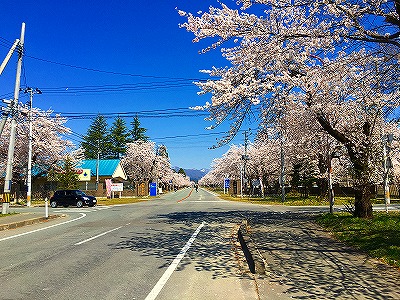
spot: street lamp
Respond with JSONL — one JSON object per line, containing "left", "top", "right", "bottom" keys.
{"left": 24, "top": 87, "right": 41, "bottom": 207}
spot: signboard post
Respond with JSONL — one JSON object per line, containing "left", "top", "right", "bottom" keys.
{"left": 111, "top": 183, "right": 123, "bottom": 198}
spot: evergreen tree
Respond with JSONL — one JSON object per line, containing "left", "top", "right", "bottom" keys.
{"left": 81, "top": 114, "right": 111, "bottom": 159}
{"left": 109, "top": 116, "right": 130, "bottom": 158}
{"left": 130, "top": 115, "right": 149, "bottom": 141}
{"left": 178, "top": 168, "right": 186, "bottom": 177}
{"left": 57, "top": 156, "right": 79, "bottom": 189}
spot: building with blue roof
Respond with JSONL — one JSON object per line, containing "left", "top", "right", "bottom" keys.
{"left": 78, "top": 159, "right": 127, "bottom": 181}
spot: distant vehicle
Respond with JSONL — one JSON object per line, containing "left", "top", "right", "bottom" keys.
{"left": 50, "top": 190, "right": 97, "bottom": 208}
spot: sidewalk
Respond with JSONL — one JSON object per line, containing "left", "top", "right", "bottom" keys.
{"left": 0, "top": 211, "right": 61, "bottom": 231}
{"left": 246, "top": 212, "right": 400, "bottom": 300}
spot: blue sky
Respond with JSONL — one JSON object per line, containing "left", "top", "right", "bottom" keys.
{"left": 0, "top": 0, "right": 256, "bottom": 170}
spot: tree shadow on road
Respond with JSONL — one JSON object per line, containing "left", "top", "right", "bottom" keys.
{"left": 109, "top": 209, "right": 258, "bottom": 280}
{"left": 109, "top": 209, "right": 400, "bottom": 299}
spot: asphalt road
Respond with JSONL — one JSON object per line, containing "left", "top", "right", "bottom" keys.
{"left": 1, "top": 190, "right": 399, "bottom": 300}
{"left": 0, "top": 188, "right": 264, "bottom": 300}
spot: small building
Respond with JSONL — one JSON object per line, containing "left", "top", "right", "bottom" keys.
{"left": 77, "top": 159, "right": 128, "bottom": 197}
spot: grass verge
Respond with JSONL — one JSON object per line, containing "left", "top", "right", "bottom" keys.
{"left": 96, "top": 197, "right": 149, "bottom": 206}
{"left": 0, "top": 212, "right": 18, "bottom": 217}
{"left": 316, "top": 212, "right": 400, "bottom": 269}
{"left": 217, "top": 192, "right": 355, "bottom": 206}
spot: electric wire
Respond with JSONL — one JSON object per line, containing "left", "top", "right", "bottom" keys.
{"left": 0, "top": 36, "right": 208, "bottom": 82}
{"left": 24, "top": 53, "right": 207, "bottom": 82}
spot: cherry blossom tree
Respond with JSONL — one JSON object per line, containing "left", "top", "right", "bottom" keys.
{"left": 247, "top": 135, "right": 282, "bottom": 197}
{"left": 122, "top": 141, "right": 156, "bottom": 182}
{"left": 122, "top": 142, "right": 179, "bottom": 188}
{"left": 180, "top": 1, "right": 399, "bottom": 218}
{"left": 0, "top": 105, "right": 73, "bottom": 183}
{"left": 200, "top": 140, "right": 281, "bottom": 195}
{"left": 164, "top": 170, "right": 191, "bottom": 189}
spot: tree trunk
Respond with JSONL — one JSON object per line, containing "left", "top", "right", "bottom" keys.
{"left": 314, "top": 111, "right": 374, "bottom": 218}
{"left": 353, "top": 185, "right": 373, "bottom": 218}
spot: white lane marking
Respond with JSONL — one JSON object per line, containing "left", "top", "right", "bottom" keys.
{"left": 185, "top": 201, "right": 224, "bottom": 203}
{"left": 203, "top": 189, "right": 219, "bottom": 197}
{"left": 75, "top": 225, "right": 125, "bottom": 245}
{"left": 145, "top": 222, "right": 205, "bottom": 300}
{"left": 0, "top": 213, "right": 86, "bottom": 242}
{"left": 53, "top": 206, "right": 110, "bottom": 213}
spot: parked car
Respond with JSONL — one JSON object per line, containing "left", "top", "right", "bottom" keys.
{"left": 50, "top": 190, "right": 97, "bottom": 208}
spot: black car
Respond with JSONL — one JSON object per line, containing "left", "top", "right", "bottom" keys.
{"left": 50, "top": 190, "right": 97, "bottom": 208}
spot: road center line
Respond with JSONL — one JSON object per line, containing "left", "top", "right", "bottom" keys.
{"left": 0, "top": 213, "right": 87, "bottom": 242}
{"left": 145, "top": 221, "right": 205, "bottom": 300}
{"left": 75, "top": 226, "right": 124, "bottom": 245}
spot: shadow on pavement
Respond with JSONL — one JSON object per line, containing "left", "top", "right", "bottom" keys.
{"left": 110, "top": 209, "right": 400, "bottom": 299}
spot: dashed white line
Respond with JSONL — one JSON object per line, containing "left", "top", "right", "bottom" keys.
{"left": 145, "top": 221, "right": 205, "bottom": 300}
{"left": 75, "top": 226, "right": 124, "bottom": 245}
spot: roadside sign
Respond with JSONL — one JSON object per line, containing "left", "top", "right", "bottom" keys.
{"left": 77, "top": 168, "right": 91, "bottom": 181}
{"left": 111, "top": 183, "right": 123, "bottom": 192}
{"left": 150, "top": 182, "right": 157, "bottom": 196}
{"left": 224, "top": 178, "right": 230, "bottom": 188}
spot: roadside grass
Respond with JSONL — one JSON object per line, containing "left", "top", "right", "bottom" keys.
{"left": 0, "top": 212, "right": 18, "bottom": 217}
{"left": 316, "top": 212, "right": 400, "bottom": 269}
{"left": 96, "top": 197, "right": 149, "bottom": 206}
{"left": 217, "top": 191, "right": 354, "bottom": 206}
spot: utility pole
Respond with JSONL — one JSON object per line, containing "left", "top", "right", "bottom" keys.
{"left": 96, "top": 139, "right": 100, "bottom": 190}
{"left": 241, "top": 129, "right": 250, "bottom": 197}
{"left": 2, "top": 23, "right": 25, "bottom": 214}
{"left": 24, "top": 87, "right": 41, "bottom": 207}
{"left": 383, "top": 133, "right": 393, "bottom": 213}
{"left": 328, "top": 152, "right": 334, "bottom": 214}
{"left": 280, "top": 131, "right": 285, "bottom": 202}
{"left": 279, "top": 93, "right": 286, "bottom": 203}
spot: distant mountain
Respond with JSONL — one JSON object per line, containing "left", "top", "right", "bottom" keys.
{"left": 173, "top": 167, "right": 209, "bottom": 182}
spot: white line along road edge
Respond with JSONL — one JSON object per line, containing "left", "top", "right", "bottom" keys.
{"left": 0, "top": 213, "right": 86, "bottom": 242}
{"left": 145, "top": 221, "right": 206, "bottom": 300}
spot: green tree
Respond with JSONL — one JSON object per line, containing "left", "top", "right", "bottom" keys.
{"left": 56, "top": 156, "right": 79, "bottom": 189}
{"left": 130, "top": 115, "right": 149, "bottom": 142}
{"left": 178, "top": 168, "right": 186, "bottom": 177}
{"left": 109, "top": 117, "right": 130, "bottom": 158}
{"left": 81, "top": 114, "right": 111, "bottom": 159}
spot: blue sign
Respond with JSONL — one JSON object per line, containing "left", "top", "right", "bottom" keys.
{"left": 224, "top": 178, "right": 230, "bottom": 188}
{"left": 149, "top": 182, "right": 157, "bottom": 196}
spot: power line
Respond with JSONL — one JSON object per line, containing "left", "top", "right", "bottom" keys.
{"left": 38, "top": 81, "right": 199, "bottom": 96}
{"left": 50, "top": 107, "right": 210, "bottom": 120}
{"left": 0, "top": 38, "right": 208, "bottom": 82}
{"left": 24, "top": 53, "right": 207, "bottom": 82}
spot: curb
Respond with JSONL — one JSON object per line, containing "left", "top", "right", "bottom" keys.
{"left": 237, "top": 220, "right": 266, "bottom": 275}
{"left": 0, "top": 214, "right": 62, "bottom": 231}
